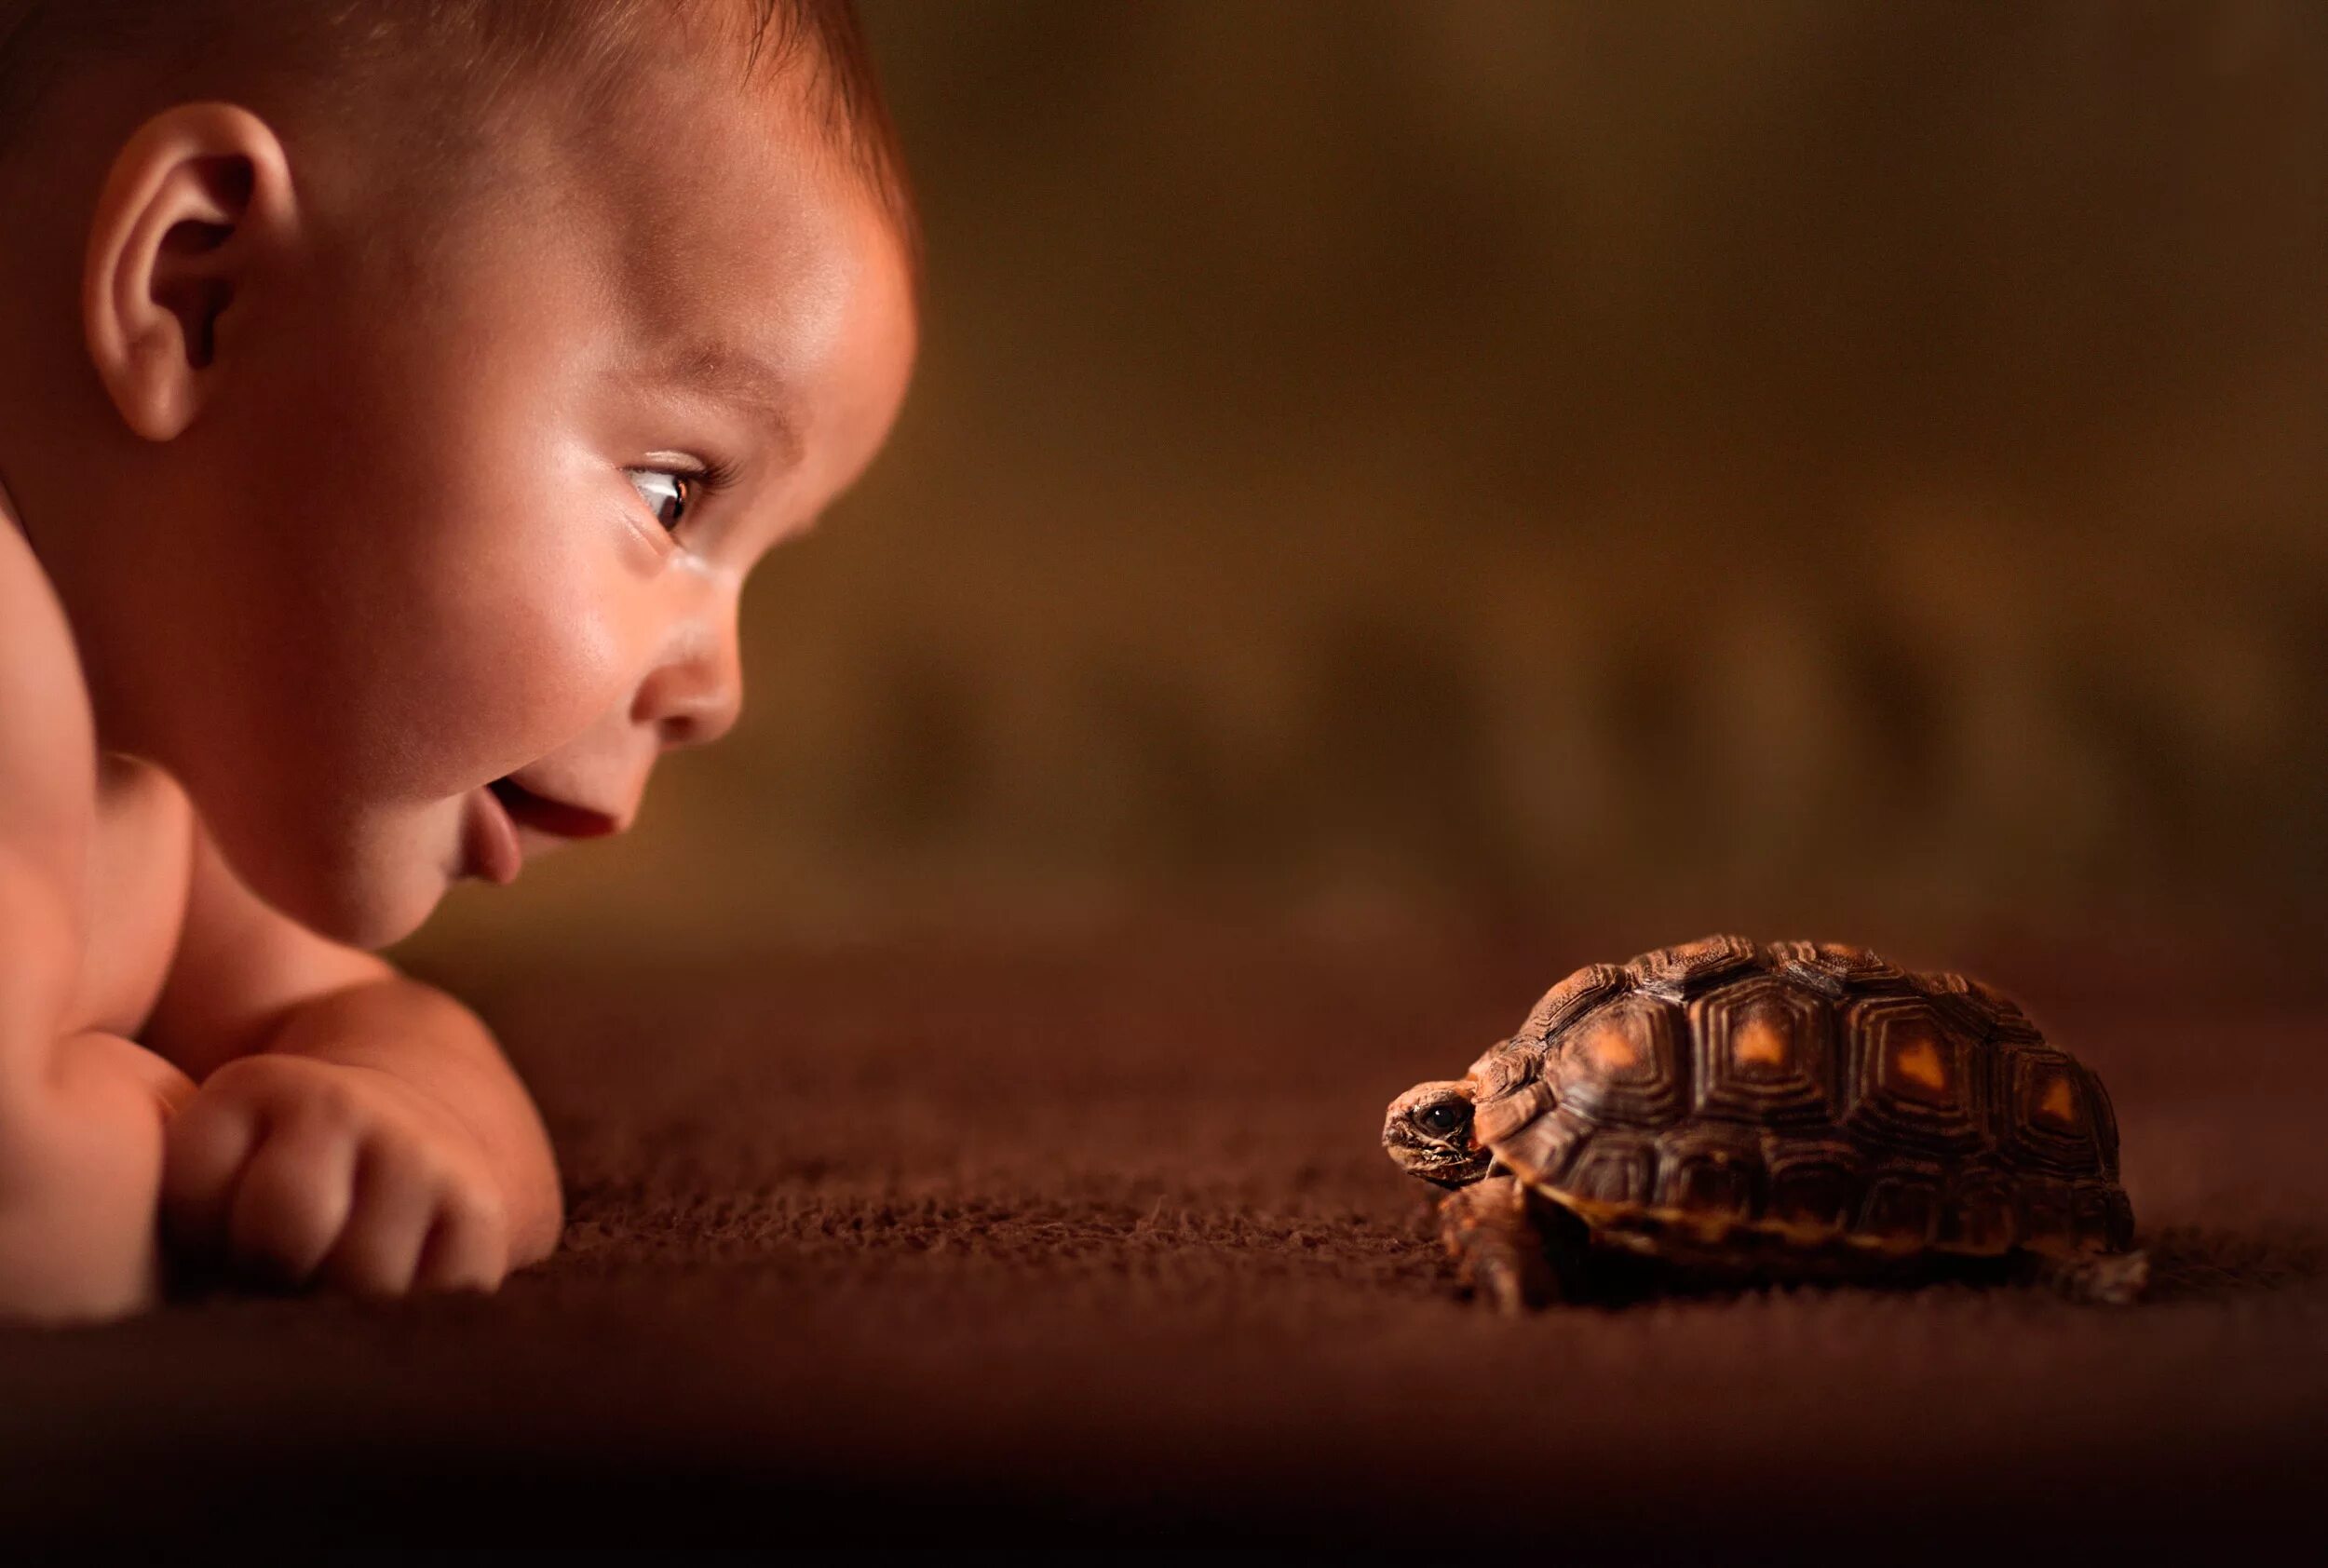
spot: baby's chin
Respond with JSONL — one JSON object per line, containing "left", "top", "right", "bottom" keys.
{"left": 206, "top": 792, "right": 468, "bottom": 952}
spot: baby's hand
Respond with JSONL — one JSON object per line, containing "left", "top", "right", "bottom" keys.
{"left": 161, "top": 1054, "right": 512, "bottom": 1297}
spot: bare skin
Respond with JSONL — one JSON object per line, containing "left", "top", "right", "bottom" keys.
{"left": 0, "top": 37, "right": 917, "bottom": 1320}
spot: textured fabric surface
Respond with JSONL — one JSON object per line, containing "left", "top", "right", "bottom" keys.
{"left": 3, "top": 934, "right": 2321, "bottom": 1550}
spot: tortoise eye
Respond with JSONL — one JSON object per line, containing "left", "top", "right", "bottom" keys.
{"left": 1416, "top": 1101, "right": 1470, "bottom": 1138}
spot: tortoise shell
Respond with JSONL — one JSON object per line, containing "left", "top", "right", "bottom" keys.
{"left": 1455, "top": 937, "right": 2132, "bottom": 1261}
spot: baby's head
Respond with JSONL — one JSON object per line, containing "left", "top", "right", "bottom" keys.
{"left": 0, "top": 1, "right": 918, "bottom": 947}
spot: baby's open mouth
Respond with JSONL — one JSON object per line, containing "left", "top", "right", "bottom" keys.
{"left": 487, "top": 776, "right": 622, "bottom": 842}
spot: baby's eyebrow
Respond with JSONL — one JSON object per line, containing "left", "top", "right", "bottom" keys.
{"left": 643, "top": 339, "right": 806, "bottom": 466}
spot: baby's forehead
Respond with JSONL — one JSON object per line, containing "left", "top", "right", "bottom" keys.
{"left": 472, "top": 60, "right": 915, "bottom": 489}
{"left": 575, "top": 85, "right": 911, "bottom": 378}
{"left": 326, "top": 4, "right": 921, "bottom": 479}
{"left": 3, "top": 3, "right": 915, "bottom": 291}
{"left": 452, "top": 29, "right": 905, "bottom": 313}
{"left": 524, "top": 5, "right": 918, "bottom": 291}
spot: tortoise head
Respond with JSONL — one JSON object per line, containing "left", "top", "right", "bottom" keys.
{"left": 1382, "top": 1078, "right": 1495, "bottom": 1187}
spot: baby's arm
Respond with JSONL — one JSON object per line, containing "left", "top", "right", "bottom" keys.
{"left": 0, "top": 497, "right": 95, "bottom": 1063}
{"left": 0, "top": 507, "right": 193, "bottom": 1321}
{"left": 143, "top": 828, "right": 562, "bottom": 1294}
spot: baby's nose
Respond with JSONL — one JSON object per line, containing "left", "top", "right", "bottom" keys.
{"left": 657, "top": 684, "right": 742, "bottom": 749}
{"left": 632, "top": 625, "right": 743, "bottom": 750}
{"left": 647, "top": 670, "right": 741, "bottom": 750}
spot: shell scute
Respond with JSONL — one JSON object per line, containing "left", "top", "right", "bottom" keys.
{"left": 1761, "top": 1138, "right": 1862, "bottom": 1234}
{"left": 2013, "top": 1177, "right": 2078, "bottom": 1251}
{"left": 1918, "top": 971, "right": 1984, "bottom": 1034}
{"left": 1994, "top": 1045, "right": 2106, "bottom": 1177}
{"left": 1655, "top": 1124, "right": 1764, "bottom": 1222}
{"left": 1772, "top": 939, "right": 1910, "bottom": 997}
{"left": 1465, "top": 1037, "right": 1539, "bottom": 1105}
{"left": 1494, "top": 1106, "right": 1593, "bottom": 1188}
{"left": 1842, "top": 995, "right": 1989, "bottom": 1157}
{"left": 1563, "top": 1134, "right": 1657, "bottom": 1207}
{"left": 1688, "top": 976, "right": 1839, "bottom": 1129}
{"left": 1942, "top": 1164, "right": 2019, "bottom": 1254}
{"left": 1627, "top": 934, "right": 1762, "bottom": 994}
{"left": 1472, "top": 1076, "right": 1555, "bottom": 1145}
{"left": 1516, "top": 963, "right": 1631, "bottom": 1049}
{"left": 1857, "top": 1162, "right": 1946, "bottom": 1246}
{"left": 1555, "top": 992, "right": 1688, "bottom": 1128}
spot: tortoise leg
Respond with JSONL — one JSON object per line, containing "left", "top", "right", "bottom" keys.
{"left": 2018, "top": 1248, "right": 2150, "bottom": 1305}
{"left": 1438, "top": 1176, "right": 1563, "bottom": 1312}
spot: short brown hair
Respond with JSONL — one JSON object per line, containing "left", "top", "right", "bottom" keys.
{"left": 0, "top": 0, "right": 917, "bottom": 273}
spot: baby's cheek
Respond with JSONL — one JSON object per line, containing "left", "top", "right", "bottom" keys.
{"left": 438, "top": 565, "right": 638, "bottom": 777}
{"left": 322, "top": 453, "right": 649, "bottom": 799}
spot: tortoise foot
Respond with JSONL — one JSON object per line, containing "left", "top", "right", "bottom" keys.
{"left": 1438, "top": 1175, "right": 1562, "bottom": 1311}
{"left": 2022, "top": 1247, "right": 2149, "bottom": 1305}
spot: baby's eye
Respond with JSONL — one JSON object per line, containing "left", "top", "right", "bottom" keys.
{"left": 626, "top": 468, "right": 698, "bottom": 532}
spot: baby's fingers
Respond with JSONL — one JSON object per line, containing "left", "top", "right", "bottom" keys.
{"left": 318, "top": 1136, "right": 440, "bottom": 1298}
{"left": 224, "top": 1115, "right": 359, "bottom": 1285}
{"left": 413, "top": 1189, "right": 511, "bottom": 1294}
{"left": 159, "top": 1092, "right": 266, "bottom": 1255}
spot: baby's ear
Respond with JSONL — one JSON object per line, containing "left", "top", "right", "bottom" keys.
{"left": 82, "top": 102, "right": 298, "bottom": 441}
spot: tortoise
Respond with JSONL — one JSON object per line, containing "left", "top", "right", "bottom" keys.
{"left": 1382, "top": 936, "right": 2144, "bottom": 1308}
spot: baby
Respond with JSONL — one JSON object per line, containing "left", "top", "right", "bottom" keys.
{"left": 0, "top": 0, "right": 918, "bottom": 1321}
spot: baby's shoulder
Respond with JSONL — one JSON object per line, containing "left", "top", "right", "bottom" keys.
{"left": 0, "top": 496, "right": 100, "bottom": 872}
{"left": 3, "top": 501, "right": 202, "bottom": 1037}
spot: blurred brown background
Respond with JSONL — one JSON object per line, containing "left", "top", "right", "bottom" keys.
{"left": 406, "top": 0, "right": 2328, "bottom": 970}
{"left": 38, "top": 11, "right": 2320, "bottom": 1544}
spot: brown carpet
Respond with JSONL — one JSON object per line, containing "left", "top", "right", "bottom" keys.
{"left": 4, "top": 931, "right": 2322, "bottom": 1552}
